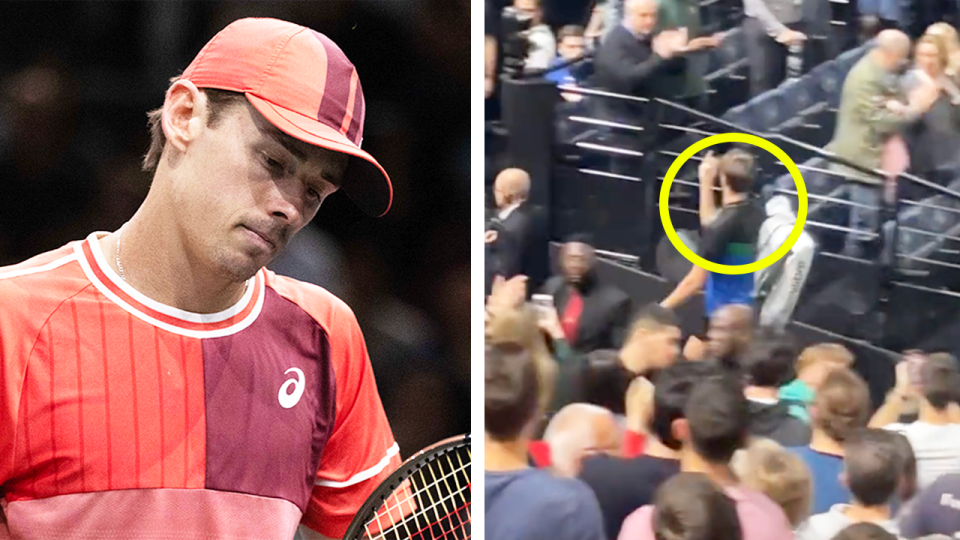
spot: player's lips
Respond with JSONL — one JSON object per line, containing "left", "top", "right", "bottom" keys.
{"left": 241, "top": 225, "right": 277, "bottom": 251}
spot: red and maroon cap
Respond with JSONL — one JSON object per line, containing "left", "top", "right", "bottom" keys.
{"left": 181, "top": 17, "right": 392, "bottom": 217}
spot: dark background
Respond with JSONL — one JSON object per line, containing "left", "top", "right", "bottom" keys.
{"left": 0, "top": 0, "right": 470, "bottom": 458}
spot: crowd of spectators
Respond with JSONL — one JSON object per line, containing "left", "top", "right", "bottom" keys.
{"left": 486, "top": 1, "right": 960, "bottom": 539}
{"left": 485, "top": 274, "right": 960, "bottom": 540}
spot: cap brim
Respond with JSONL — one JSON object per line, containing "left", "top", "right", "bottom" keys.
{"left": 245, "top": 93, "right": 392, "bottom": 217}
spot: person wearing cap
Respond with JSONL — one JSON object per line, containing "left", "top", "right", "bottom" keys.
{"left": 0, "top": 18, "right": 397, "bottom": 540}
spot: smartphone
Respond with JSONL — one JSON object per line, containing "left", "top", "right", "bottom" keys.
{"left": 530, "top": 294, "right": 554, "bottom": 320}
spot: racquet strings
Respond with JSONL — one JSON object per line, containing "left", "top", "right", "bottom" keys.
{"left": 361, "top": 445, "right": 471, "bottom": 540}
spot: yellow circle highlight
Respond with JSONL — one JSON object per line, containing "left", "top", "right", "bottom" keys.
{"left": 659, "top": 133, "right": 807, "bottom": 275}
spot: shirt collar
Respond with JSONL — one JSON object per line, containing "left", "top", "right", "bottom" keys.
{"left": 623, "top": 22, "right": 651, "bottom": 41}
{"left": 499, "top": 203, "right": 521, "bottom": 220}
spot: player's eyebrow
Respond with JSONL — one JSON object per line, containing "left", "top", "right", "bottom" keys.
{"left": 263, "top": 127, "right": 308, "bottom": 161}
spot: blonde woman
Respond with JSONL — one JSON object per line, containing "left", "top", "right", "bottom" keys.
{"left": 901, "top": 33, "right": 960, "bottom": 178}
{"left": 733, "top": 438, "right": 814, "bottom": 529}
{"left": 925, "top": 22, "right": 960, "bottom": 81}
{"left": 910, "top": 34, "right": 960, "bottom": 104}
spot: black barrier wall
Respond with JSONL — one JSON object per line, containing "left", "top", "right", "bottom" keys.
{"left": 547, "top": 243, "right": 898, "bottom": 409}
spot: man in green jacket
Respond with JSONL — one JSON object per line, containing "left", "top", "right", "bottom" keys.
{"left": 827, "top": 29, "right": 939, "bottom": 258}
{"left": 656, "top": 0, "right": 722, "bottom": 105}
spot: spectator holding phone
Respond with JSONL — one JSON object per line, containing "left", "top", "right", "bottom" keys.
{"left": 869, "top": 353, "right": 960, "bottom": 490}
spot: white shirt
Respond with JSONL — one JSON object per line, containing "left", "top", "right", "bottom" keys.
{"left": 884, "top": 422, "right": 960, "bottom": 490}
{"left": 525, "top": 24, "right": 556, "bottom": 70}
{"left": 498, "top": 203, "right": 521, "bottom": 221}
{"left": 796, "top": 504, "right": 901, "bottom": 540}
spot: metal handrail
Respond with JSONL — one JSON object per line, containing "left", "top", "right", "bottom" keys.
{"left": 557, "top": 84, "right": 650, "bottom": 103}
{"left": 579, "top": 168, "right": 642, "bottom": 182}
{"left": 569, "top": 116, "right": 645, "bottom": 132}
{"left": 652, "top": 97, "right": 960, "bottom": 202}
{"left": 596, "top": 249, "right": 641, "bottom": 264}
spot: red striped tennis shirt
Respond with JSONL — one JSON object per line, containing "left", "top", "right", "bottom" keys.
{"left": 0, "top": 232, "right": 400, "bottom": 539}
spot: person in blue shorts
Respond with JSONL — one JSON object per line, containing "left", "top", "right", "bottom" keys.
{"left": 661, "top": 149, "right": 766, "bottom": 332}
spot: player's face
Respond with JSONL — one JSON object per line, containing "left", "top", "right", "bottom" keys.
{"left": 175, "top": 100, "right": 348, "bottom": 281}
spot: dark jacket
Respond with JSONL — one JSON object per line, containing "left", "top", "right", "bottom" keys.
{"left": 747, "top": 399, "right": 812, "bottom": 447}
{"left": 493, "top": 204, "right": 549, "bottom": 292}
{"left": 549, "top": 348, "right": 633, "bottom": 417}
{"left": 592, "top": 24, "right": 684, "bottom": 121}
{"left": 541, "top": 273, "right": 632, "bottom": 354}
{"left": 902, "top": 71, "right": 960, "bottom": 177}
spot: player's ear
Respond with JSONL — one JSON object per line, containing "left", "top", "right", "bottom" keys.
{"left": 162, "top": 80, "right": 208, "bottom": 155}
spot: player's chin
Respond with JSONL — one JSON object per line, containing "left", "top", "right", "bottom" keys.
{"left": 219, "top": 249, "right": 271, "bottom": 282}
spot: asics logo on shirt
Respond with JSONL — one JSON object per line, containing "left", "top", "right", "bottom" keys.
{"left": 278, "top": 367, "right": 305, "bottom": 408}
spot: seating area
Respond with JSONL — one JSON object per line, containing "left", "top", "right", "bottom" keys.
{"left": 647, "top": 31, "right": 960, "bottom": 284}
{"left": 720, "top": 43, "right": 870, "bottom": 147}
{"left": 542, "top": 1, "right": 960, "bottom": 293}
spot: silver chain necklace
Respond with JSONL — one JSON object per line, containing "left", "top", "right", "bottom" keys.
{"left": 115, "top": 225, "right": 250, "bottom": 294}
{"left": 116, "top": 225, "right": 126, "bottom": 282}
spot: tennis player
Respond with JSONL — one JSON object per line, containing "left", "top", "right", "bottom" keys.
{"left": 660, "top": 150, "right": 765, "bottom": 325}
{"left": 0, "top": 18, "right": 399, "bottom": 540}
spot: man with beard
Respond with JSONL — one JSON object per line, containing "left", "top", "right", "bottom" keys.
{"left": 541, "top": 235, "right": 632, "bottom": 353}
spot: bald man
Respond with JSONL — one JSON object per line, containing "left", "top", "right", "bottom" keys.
{"left": 828, "top": 30, "right": 941, "bottom": 258}
{"left": 543, "top": 403, "right": 623, "bottom": 478}
{"left": 487, "top": 168, "right": 547, "bottom": 290}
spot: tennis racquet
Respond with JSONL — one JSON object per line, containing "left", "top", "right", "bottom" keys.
{"left": 342, "top": 434, "right": 471, "bottom": 540}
